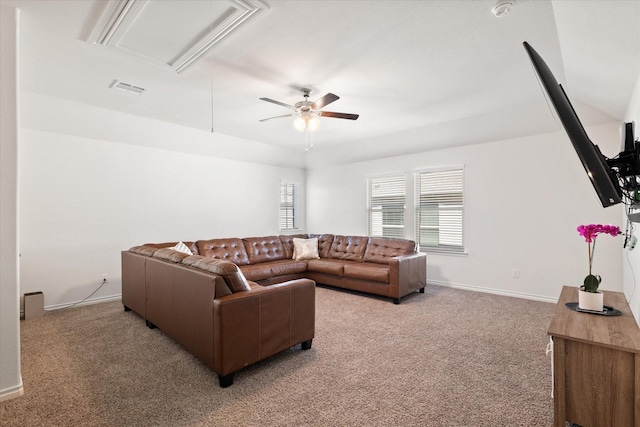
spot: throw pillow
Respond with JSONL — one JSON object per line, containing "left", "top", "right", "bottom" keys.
{"left": 293, "top": 237, "right": 320, "bottom": 260}
{"left": 172, "top": 241, "right": 193, "bottom": 255}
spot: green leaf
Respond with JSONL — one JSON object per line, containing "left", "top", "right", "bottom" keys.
{"left": 583, "top": 274, "right": 602, "bottom": 293}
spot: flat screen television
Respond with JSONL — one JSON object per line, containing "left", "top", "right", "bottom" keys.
{"left": 523, "top": 41, "right": 623, "bottom": 207}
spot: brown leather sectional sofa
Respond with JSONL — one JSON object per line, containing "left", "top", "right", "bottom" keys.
{"left": 121, "top": 234, "right": 426, "bottom": 387}
{"left": 122, "top": 246, "right": 315, "bottom": 388}
{"left": 194, "top": 234, "right": 427, "bottom": 303}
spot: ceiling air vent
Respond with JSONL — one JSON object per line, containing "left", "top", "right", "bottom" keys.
{"left": 111, "top": 80, "right": 147, "bottom": 95}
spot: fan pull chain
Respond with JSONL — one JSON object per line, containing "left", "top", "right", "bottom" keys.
{"left": 304, "top": 126, "right": 314, "bottom": 152}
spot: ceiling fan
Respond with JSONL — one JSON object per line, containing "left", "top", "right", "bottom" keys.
{"left": 259, "top": 88, "right": 359, "bottom": 132}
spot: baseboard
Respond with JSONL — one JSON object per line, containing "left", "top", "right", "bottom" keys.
{"left": 428, "top": 280, "right": 558, "bottom": 304}
{"left": 20, "top": 294, "right": 123, "bottom": 317}
{"left": 45, "top": 294, "right": 122, "bottom": 312}
{"left": 0, "top": 381, "right": 24, "bottom": 403}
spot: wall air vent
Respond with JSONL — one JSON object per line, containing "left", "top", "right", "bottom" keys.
{"left": 111, "top": 80, "right": 147, "bottom": 95}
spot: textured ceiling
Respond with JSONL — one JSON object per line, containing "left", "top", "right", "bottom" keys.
{"left": 6, "top": 0, "right": 640, "bottom": 166}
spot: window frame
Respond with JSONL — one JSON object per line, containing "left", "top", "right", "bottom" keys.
{"left": 279, "top": 181, "right": 299, "bottom": 231}
{"left": 414, "top": 166, "right": 465, "bottom": 255}
{"left": 366, "top": 173, "right": 406, "bottom": 239}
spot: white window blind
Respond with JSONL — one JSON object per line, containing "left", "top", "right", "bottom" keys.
{"left": 367, "top": 174, "right": 405, "bottom": 239}
{"left": 415, "top": 168, "right": 464, "bottom": 253}
{"left": 280, "top": 182, "right": 297, "bottom": 230}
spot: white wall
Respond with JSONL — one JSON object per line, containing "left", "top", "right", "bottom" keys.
{"left": 21, "top": 92, "right": 307, "bottom": 170}
{"left": 19, "top": 96, "right": 305, "bottom": 309}
{"left": 307, "top": 123, "right": 624, "bottom": 302}
{"left": 0, "top": 2, "right": 23, "bottom": 402}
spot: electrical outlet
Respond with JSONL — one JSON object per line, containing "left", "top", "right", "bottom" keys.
{"left": 101, "top": 273, "right": 108, "bottom": 283}
{"left": 512, "top": 268, "right": 520, "bottom": 278}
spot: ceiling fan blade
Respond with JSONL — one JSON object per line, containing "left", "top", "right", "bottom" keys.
{"left": 259, "top": 97, "right": 296, "bottom": 110}
{"left": 259, "top": 114, "right": 294, "bottom": 122}
{"left": 312, "top": 93, "right": 339, "bottom": 110}
{"left": 319, "top": 111, "right": 359, "bottom": 120}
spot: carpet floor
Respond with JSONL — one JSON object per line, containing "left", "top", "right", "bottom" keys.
{"left": 0, "top": 285, "right": 555, "bottom": 426}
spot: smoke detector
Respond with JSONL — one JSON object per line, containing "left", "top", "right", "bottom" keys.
{"left": 492, "top": 0, "right": 514, "bottom": 18}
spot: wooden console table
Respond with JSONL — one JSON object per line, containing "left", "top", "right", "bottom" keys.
{"left": 548, "top": 286, "right": 640, "bottom": 427}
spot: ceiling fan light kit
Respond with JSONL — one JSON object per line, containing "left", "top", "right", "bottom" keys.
{"left": 259, "top": 88, "right": 359, "bottom": 135}
{"left": 293, "top": 112, "right": 320, "bottom": 132}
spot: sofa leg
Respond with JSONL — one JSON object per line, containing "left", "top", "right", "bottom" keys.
{"left": 301, "top": 339, "right": 313, "bottom": 350}
{"left": 218, "top": 373, "right": 234, "bottom": 388}
{"left": 393, "top": 298, "right": 400, "bottom": 305}
{"left": 146, "top": 320, "right": 157, "bottom": 329}
{"left": 123, "top": 305, "right": 131, "bottom": 312}
{"left": 419, "top": 287, "right": 425, "bottom": 293}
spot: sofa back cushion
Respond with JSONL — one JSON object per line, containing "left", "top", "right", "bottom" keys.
{"left": 182, "top": 255, "right": 251, "bottom": 293}
{"left": 152, "top": 248, "right": 191, "bottom": 263}
{"left": 363, "top": 237, "right": 417, "bottom": 264}
{"left": 309, "top": 234, "right": 335, "bottom": 258}
{"left": 279, "top": 234, "right": 308, "bottom": 259}
{"left": 243, "top": 236, "right": 287, "bottom": 264}
{"left": 129, "top": 245, "right": 159, "bottom": 257}
{"left": 327, "top": 235, "right": 368, "bottom": 261}
{"left": 143, "top": 241, "right": 199, "bottom": 255}
{"left": 196, "top": 238, "right": 250, "bottom": 266}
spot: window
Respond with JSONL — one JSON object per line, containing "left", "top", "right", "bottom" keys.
{"left": 280, "top": 182, "right": 298, "bottom": 230}
{"left": 367, "top": 174, "right": 405, "bottom": 238}
{"left": 415, "top": 168, "right": 464, "bottom": 253}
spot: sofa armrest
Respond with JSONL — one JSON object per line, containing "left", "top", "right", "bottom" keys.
{"left": 121, "top": 251, "right": 148, "bottom": 317}
{"left": 388, "top": 252, "right": 427, "bottom": 300}
{"left": 213, "top": 278, "right": 315, "bottom": 377}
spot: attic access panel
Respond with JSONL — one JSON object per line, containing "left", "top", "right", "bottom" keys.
{"left": 88, "top": 0, "right": 268, "bottom": 73}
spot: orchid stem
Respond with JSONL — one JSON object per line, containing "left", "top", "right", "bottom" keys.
{"left": 588, "top": 238, "right": 597, "bottom": 276}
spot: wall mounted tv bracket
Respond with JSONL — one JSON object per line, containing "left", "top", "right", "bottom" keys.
{"left": 607, "top": 139, "right": 640, "bottom": 205}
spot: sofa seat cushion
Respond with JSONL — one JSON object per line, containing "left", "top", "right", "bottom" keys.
{"left": 240, "top": 259, "right": 308, "bottom": 281}
{"left": 196, "top": 238, "right": 250, "bottom": 265}
{"left": 268, "top": 259, "right": 308, "bottom": 276}
{"left": 343, "top": 262, "right": 389, "bottom": 283}
{"left": 307, "top": 259, "right": 345, "bottom": 276}
{"left": 240, "top": 264, "right": 273, "bottom": 282}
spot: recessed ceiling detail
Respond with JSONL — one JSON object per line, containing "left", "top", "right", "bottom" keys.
{"left": 89, "top": 0, "right": 269, "bottom": 73}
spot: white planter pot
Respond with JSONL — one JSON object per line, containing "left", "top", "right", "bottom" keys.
{"left": 578, "top": 289, "right": 604, "bottom": 312}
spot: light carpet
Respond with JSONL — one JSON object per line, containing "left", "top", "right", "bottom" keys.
{"left": 0, "top": 285, "right": 555, "bottom": 426}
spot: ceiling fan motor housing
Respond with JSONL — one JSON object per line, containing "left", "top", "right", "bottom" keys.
{"left": 295, "top": 101, "right": 313, "bottom": 113}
